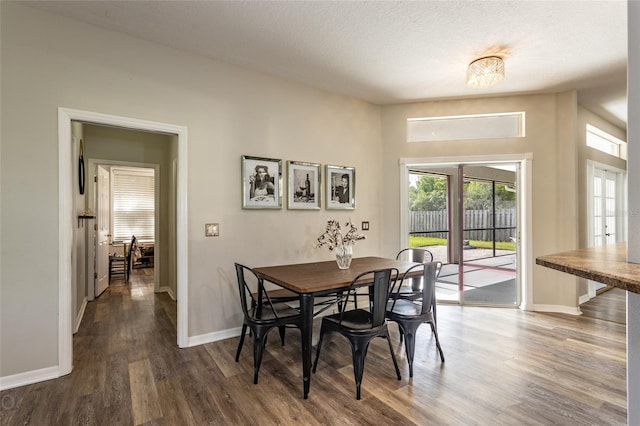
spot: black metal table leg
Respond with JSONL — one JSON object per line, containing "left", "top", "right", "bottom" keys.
{"left": 299, "top": 293, "right": 314, "bottom": 399}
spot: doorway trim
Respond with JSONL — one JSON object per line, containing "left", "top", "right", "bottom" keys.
{"left": 58, "top": 107, "right": 189, "bottom": 376}
{"left": 399, "top": 153, "right": 534, "bottom": 311}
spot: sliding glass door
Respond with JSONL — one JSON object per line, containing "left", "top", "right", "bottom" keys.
{"left": 408, "top": 163, "right": 519, "bottom": 307}
{"left": 460, "top": 166, "right": 517, "bottom": 306}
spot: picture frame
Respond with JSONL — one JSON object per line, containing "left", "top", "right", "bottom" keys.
{"left": 326, "top": 165, "right": 355, "bottom": 210}
{"left": 287, "top": 161, "right": 321, "bottom": 210}
{"left": 242, "top": 155, "right": 283, "bottom": 209}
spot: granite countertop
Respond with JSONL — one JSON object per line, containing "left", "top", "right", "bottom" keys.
{"left": 536, "top": 242, "right": 640, "bottom": 294}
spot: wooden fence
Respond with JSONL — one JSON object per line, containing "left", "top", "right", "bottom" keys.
{"left": 409, "top": 209, "right": 516, "bottom": 241}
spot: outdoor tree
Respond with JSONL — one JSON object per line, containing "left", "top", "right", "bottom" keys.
{"left": 409, "top": 175, "right": 447, "bottom": 211}
{"left": 410, "top": 175, "right": 515, "bottom": 211}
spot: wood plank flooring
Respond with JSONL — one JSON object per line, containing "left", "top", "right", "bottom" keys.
{"left": 0, "top": 270, "right": 627, "bottom": 425}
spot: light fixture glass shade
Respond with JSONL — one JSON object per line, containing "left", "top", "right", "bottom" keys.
{"left": 466, "top": 56, "right": 504, "bottom": 88}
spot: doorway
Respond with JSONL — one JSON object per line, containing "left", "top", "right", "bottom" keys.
{"left": 58, "top": 108, "right": 189, "bottom": 377}
{"left": 400, "top": 154, "right": 533, "bottom": 310}
{"left": 585, "top": 161, "right": 626, "bottom": 298}
{"left": 87, "top": 161, "right": 160, "bottom": 301}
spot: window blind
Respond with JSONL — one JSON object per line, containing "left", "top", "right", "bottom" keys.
{"left": 112, "top": 167, "right": 155, "bottom": 242}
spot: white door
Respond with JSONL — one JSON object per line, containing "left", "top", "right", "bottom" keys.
{"left": 95, "top": 165, "right": 111, "bottom": 297}
{"left": 593, "top": 168, "right": 618, "bottom": 246}
{"left": 588, "top": 165, "right": 623, "bottom": 296}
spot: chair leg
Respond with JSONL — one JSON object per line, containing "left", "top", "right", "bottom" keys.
{"left": 347, "top": 338, "right": 369, "bottom": 400}
{"left": 385, "top": 334, "right": 402, "bottom": 380}
{"left": 312, "top": 324, "right": 327, "bottom": 373}
{"left": 278, "top": 325, "right": 286, "bottom": 346}
{"left": 252, "top": 329, "right": 269, "bottom": 384}
{"left": 398, "top": 321, "right": 421, "bottom": 377}
{"left": 235, "top": 323, "right": 247, "bottom": 362}
{"left": 430, "top": 321, "right": 445, "bottom": 362}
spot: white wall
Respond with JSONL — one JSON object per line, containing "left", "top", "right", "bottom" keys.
{"left": 0, "top": 3, "right": 382, "bottom": 377}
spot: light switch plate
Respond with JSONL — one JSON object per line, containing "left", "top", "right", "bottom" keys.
{"left": 205, "top": 223, "right": 219, "bottom": 237}
{"left": 361, "top": 221, "right": 369, "bottom": 231}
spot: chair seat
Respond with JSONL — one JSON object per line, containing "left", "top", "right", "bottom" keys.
{"left": 250, "top": 303, "right": 300, "bottom": 322}
{"left": 386, "top": 299, "right": 422, "bottom": 317}
{"left": 251, "top": 287, "right": 298, "bottom": 303}
{"left": 323, "top": 308, "right": 377, "bottom": 331}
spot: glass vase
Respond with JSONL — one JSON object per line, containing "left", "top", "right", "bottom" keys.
{"left": 335, "top": 244, "right": 353, "bottom": 269}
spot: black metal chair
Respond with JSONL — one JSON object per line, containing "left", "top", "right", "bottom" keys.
{"left": 312, "top": 268, "right": 401, "bottom": 400}
{"left": 395, "top": 247, "right": 434, "bottom": 295}
{"left": 386, "top": 261, "right": 445, "bottom": 377}
{"left": 234, "top": 263, "right": 301, "bottom": 384}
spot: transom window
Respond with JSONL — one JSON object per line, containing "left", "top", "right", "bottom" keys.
{"left": 586, "top": 124, "right": 627, "bottom": 160}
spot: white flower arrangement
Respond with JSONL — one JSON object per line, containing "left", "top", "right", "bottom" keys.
{"left": 315, "top": 219, "right": 365, "bottom": 251}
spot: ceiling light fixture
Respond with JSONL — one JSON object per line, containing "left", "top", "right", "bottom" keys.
{"left": 466, "top": 56, "right": 505, "bottom": 89}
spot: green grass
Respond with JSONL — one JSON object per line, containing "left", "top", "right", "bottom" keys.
{"left": 409, "top": 236, "right": 516, "bottom": 251}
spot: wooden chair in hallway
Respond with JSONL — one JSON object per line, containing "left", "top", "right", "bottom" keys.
{"left": 109, "top": 235, "right": 136, "bottom": 283}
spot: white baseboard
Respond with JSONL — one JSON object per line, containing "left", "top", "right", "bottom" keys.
{"left": 0, "top": 366, "right": 60, "bottom": 391}
{"left": 578, "top": 294, "right": 591, "bottom": 305}
{"left": 74, "top": 298, "right": 87, "bottom": 334}
{"left": 533, "top": 304, "right": 583, "bottom": 315}
{"left": 158, "top": 286, "right": 176, "bottom": 301}
{"left": 519, "top": 302, "right": 535, "bottom": 311}
{"left": 187, "top": 326, "right": 243, "bottom": 347}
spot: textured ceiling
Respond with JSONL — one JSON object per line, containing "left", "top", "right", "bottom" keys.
{"left": 24, "top": 0, "right": 628, "bottom": 129}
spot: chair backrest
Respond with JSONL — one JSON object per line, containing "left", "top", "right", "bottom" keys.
{"left": 396, "top": 247, "right": 434, "bottom": 291}
{"left": 337, "top": 268, "right": 398, "bottom": 328}
{"left": 396, "top": 247, "right": 434, "bottom": 263}
{"left": 235, "top": 263, "right": 281, "bottom": 321}
{"left": 127, "top": 235, "right": 137, "bottom": 275}
{"left": 127, "top": 235, "right": 137, "bottom": 261}
{"left": 419, "top": 261, "right": 441, "bottom": 314}
{"left": 389, "top": 261, "right": 442, "bottom": 314}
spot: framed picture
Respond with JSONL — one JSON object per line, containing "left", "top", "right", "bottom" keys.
{"left": 242, "top": 155, "right": 283, "bottom": 209}
{"left": 326, "top": 165, "right": 355, "bottom": 210}
{"left": 287, "top": 161, "right": 321, "bottom": 210}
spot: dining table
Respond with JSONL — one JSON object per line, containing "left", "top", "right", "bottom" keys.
{"left": 253, "top": 256, "right": 422, "bottom": 399}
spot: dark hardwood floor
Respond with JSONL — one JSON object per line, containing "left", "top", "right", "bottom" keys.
{"left": 0, "top": 271, "right": 627, "bottom": 425}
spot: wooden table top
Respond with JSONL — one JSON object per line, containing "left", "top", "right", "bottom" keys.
{"left": 253, "top": 256, "right": 421, "bottom": 294}
{"left": 536, "top": 242, "right": 640, "bottom": 294}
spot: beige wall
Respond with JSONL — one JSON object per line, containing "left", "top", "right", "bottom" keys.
{"left": 576, "top": 107, "right": 627, "bottom": 296}
{"left": 577, "top": 105, "right": 627, "bottom": 250}
{"left": 0, "top": 3, "right": 382, "bottom": 377}
{"left": 380, "top": 93, "right": 584, "bottom": 308}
